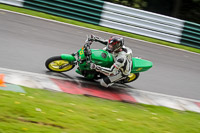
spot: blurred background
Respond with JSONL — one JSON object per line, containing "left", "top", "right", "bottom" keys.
{"left": 105, "top": 0, "right": 200, "bottom": 24}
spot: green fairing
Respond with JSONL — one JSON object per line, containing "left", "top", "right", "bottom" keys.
{"left": 131, "top": 58, "right": 153, "bottom": 73}
{"left": 76, "top": 49, "right": 114, "bottom": 79}
{"left": 90, "top": 49, "right": 153, "bottom": 73}
{"left": 91, "top": 49, "right": 114, "bottom": 67}
{"left": 61, "top": 54, "right": 76, "bottom": 62}
{"left": 78, "top": 47, "right": 88, "bottom": 70}
{"left": 77, "top": 48, "right": 152, "bottom": 79}
{"left": 77, "top": 49, "right": 114, "bottom": 70}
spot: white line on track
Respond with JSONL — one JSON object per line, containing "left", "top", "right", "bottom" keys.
{"left": 0, "top": 8, "right": 199, "bottom": 55}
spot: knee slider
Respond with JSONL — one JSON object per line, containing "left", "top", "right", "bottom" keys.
{"left": 100, "top": 76, "right": 111, "bottom": 88}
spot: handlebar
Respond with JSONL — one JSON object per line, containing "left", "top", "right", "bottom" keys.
{"left": 83, "top": 36, "right": 93, "bottom": 63}
{"left": 85, "top": 35, "right": 94, "bottom": 44}
{"left": 84, "top": 35, "right": 94, "bottom": 54}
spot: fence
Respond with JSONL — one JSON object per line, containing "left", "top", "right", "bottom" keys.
{"left": 0, "top": 0, "right": 24, "bottom": 7}
{"left": 0, "top": 0, "right": 199, "bottom": 48}
{"left": 100, "top": 2, "right": 184, "bottom": 44}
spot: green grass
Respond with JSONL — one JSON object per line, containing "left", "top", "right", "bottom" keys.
{"left": 0, "top": 87, "right": 200, "bottom": 133}
{"left": 0, "top": 4, "right": 200, "bottom": 54}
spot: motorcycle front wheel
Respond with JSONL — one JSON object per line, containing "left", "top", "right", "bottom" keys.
{"left": 45, "top": 56, "right": 75, "bottom": 72}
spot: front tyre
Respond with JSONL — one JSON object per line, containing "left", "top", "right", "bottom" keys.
{"left": 45, "top": 56, "right": 75, "bottom": 72}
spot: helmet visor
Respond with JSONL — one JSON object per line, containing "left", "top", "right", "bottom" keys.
{"left": 107, "top": 42, "right": 121, "bottom": 53}
{"left": 107, "top": 43, "right": 114, "bottom": 52}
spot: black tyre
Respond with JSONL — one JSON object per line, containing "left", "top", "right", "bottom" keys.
{"left": 45, "top": 56, "right": 75, "bottom": 72}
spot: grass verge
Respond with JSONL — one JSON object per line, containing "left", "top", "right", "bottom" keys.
{"left": 0, "top": 87, "right": 200, "bottom": 133}
{"left": 0, "top": 4, "right": 200, "bottom": 54}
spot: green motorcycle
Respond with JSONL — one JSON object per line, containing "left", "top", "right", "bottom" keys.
{"left": 45, "top": 36, "right": 153, "bottom": 83}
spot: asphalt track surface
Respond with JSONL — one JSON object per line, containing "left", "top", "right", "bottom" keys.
{"left": 0, "top": 10, "right": 200, "bottom": 100}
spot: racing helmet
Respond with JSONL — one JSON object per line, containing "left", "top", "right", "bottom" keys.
{"left": 107, "top": 36, "right": 124, "bottom": 53}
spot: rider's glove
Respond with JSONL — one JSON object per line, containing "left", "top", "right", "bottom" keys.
{"left": 90, "top": 63, "right": 101, "bottom": 72}
{"left": 90, "top": 35, "right": 100, "bottom": 42}
{"left": 95, "top": 66, "right": 101, "bottom": 72}
{"left": 90, "top": 63, "right": 96, "bottom": 69}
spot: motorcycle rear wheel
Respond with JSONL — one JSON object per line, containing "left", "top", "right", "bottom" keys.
{"left": 45, "top": 56, "right": 75, "bottom": 72}
{"left": 123, "top": 73, "right": 140, "bottom": 83}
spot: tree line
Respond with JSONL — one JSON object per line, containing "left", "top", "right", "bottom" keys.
{"left": 104, "top": 0, "right": 200, "bottom": 24}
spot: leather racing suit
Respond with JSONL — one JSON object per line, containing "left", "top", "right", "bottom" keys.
{"left": 92, "top": 37, "right": 133, "bottom": 87}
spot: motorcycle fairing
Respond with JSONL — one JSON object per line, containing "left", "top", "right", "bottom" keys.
{"left": 131, "top": 58, "right": 153, "bottom": 73}
{"left": 61, "top": 54, "right": 76, "bottom": 62}
{"left": 76, "top": 49, "right": 114, "bottom": 79}
{"left": 76, "top": 48, "right": 152, "bottom": 79}
{"left": 91, "top": 49, "right": 114, "bottom": 67}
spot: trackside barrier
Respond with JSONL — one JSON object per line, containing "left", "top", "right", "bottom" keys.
{"left": 0, "top": 0, "right": 199, "bottom": 48}
{"left": 100, "top": 2, "right": 184, "bottom": 44}
{"left": 180, "top": 21, "right": 200, "bottom": 49}
{"left": 23, "top": 0, "right": 104, "bottom": 25}
{"left": 100, "top": 19, "right": 181, "bottom": 43}
{"left": 101, "top": 2, "right": 199, "bottom": 49}
{"left": 0, "top": 0, "right": 24, "bottom": 7}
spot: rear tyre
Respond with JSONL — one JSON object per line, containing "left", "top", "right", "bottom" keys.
{"left": 45, "top": 56, "right": 75, "bottom": 72}
{"left": 122, "top": 73, "right": 140, "bottom": 83}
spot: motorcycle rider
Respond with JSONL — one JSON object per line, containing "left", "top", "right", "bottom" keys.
{"left": 90, "top": 35, "right": 133, "bottom": 87}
